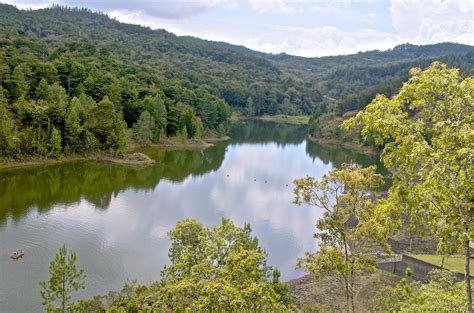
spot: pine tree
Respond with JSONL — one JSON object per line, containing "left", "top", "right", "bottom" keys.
{"left": 35, "top": 78, "right": 52, "bottom": 101}
{"left": 12, "top": 64, "right": 29, "bottom": 99}
{"left": 49, "top": 127, "right": 62, "bottom": 158}
{"left": 134, "top": 111, "right": 154, "bottom": 145}
{"left": 39, "top": 245, "right": 86, "bottom": 313}
{"left": 245, "top": 96, "right": 254, "bottom": 116}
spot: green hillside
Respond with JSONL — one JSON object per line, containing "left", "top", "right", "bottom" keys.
{"left": 0, "top": 4, "right": 472, "bottom": 160}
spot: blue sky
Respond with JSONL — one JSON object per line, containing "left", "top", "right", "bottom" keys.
{"left": 3, "top": 0, "right": 473, "bottom": 56}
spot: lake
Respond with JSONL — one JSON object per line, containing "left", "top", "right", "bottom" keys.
{"left": 0, "top": 121, "right": 380, "bottom": 312}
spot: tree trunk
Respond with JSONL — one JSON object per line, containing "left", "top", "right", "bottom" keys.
{"left": 344, "top": 240, "right": 350, "bottom": 313}
{"left": 62, "top": 270, "right": 66, "bottom": 313}
{"left": 62, "top": 279, "right": 66, "bottom": 313}
{"left": 350, "top": 259, "right": 355, "bottom": 313}
{"left": 465, "top": 221, "right": 472, "bottom": 313}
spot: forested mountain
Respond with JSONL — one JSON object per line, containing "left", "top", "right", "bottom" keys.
{"left": 0, "top": 3, "right": 472, "bottom": 160}
{"left": 185, "top": 37, "right": 473, "bottom": 114}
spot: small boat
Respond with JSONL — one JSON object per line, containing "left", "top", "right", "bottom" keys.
{"left": 10, "top": 250, "right": 24, "bottom": 260}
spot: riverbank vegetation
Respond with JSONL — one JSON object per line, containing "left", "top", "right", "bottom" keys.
{"left": 1, "top": 5, "right": 473, "bottom": 163}
{"left": 0, "top": 42, "right": 230, "bottom": 162}
{"left": 306, "top": 46, "right": 473, "bottom": 150}
{"left": 372, "top": 269, "right": 468, "bottom": 312}
{"left": 234, "top": 114, "right": 310, "bottom": 125}
{"left": 43, "top": 219, "right": 293, "bottom": 312}
{"left": 293, "top": 164, "right": 385, "bottom": 312}
{"left": 2, "top": 3, "right": 472, "bottom": 312}
{"left": 343, "top": 62, "right": 473, "bottom": 310}
{"left": 286, "top": 62, "right": 473, "bottom": 311}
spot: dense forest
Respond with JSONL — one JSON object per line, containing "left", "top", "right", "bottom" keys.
{"left": 0, "top": 3, "right": 473, "bottom": 159}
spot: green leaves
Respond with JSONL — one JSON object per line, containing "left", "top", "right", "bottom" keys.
{"left": 294, "top": 163, "right": 384, "bottom": 312}
{"left": 344, "top": 62, "right": 474, "bottom": 311}
{"left": 115, "top": 218, "right": 294, "bottom": 311}
{"left": 372, "top": 269, "right": 467, "bottom": 312}
{"left": 39, "top": 245, "right": 86, "bottom": 313}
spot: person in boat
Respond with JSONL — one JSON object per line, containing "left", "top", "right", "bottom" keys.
{"left": 10, "top": 250, "right": 24, "bottom": 258}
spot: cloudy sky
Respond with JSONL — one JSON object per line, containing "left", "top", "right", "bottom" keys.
{"left": 3, "top": 0, "right": 474, "bottom": 57}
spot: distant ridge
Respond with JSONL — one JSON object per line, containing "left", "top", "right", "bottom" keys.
{"left": 0, "top": 3, "right": 473, "bottom": 116}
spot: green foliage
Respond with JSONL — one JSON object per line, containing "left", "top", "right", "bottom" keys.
{"left": 87, "top": 97, "right": 126, "bottom": 151}
{"left": 0, "top": 6, "right": 242, "bottom": 160}
{"left": 245, "top": 96, "right": 254, "bottom": 116}
{"left": 12, "top": 64, "right": 29, "bottom": 99}
{"left": 307, "top": 45, "right": 473, "bottom": 144}
{"left": 344, "top": 62, "right": 474, "bottom": 311}
{"left": 134, "top": 111, "right": 154, "bottom": 145}
{"left": 39, "top": 245, "right": 86, "bottom": 313}
{"left": 35, "top": 78, "right": 52, "bottom": 101}
{"left": 101, "top": 219, "right": 293, "bottom": 311}
{"left": 0, "top": 5, "right": 472, "bottom": 159}
{"left": 372, "top": 269, "right": 468, "bottom": 312}
{"left": 49, "top": 127, "right": 62, "bottom": 158}
{"left": 293, "top": 163, "right": 385, "bottom": 312}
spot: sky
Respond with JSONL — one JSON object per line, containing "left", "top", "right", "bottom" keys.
{"left": 3, "top": 0, "right": 474, "bottom": 57}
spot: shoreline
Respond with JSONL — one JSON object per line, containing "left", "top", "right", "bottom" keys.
{"left": 307, "top": 135, "right": 379, "bottom": 156}
{"left": 0, "top": 136, "right": 230, "bottom": 171}
{"left": 234, "top": 114, "right": 310, "bottom": 125}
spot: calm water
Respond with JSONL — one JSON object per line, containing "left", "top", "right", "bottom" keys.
{"left": 0, "top": 121, "right": 380, "bottom": 312}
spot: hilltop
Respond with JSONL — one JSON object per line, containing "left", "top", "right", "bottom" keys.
{"left": 1, "top": 4, "right": 472, "bottom": 117}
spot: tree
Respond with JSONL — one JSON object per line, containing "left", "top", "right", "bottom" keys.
{"left": 293, "top": 164, "right": 385, "bottom": 313}
{"left": 50, "top": 82, "right": 68, "bottom": 107}
{"left": 105, "top": 219, "right": 292, "bottom": 311}
{"left": 0, "top": 103, "right": 16, "bottom": 157}
{"left": 161, "top": 218, "right": 292, "bottom": 311}
{"left": 372, "top": 269, "right": 467, "bottom": 312}
{"left": 134, "top": 110, "right": 154, "bottom": 145}
{"left": 87, "top": 97, "right": 126, "bottom": 151}
{"left": 12, "top": 64, "right": 30, "bottom": 99}
{"left": 64, "top": 97, "right": 85, "bottom": 153}
{"left": 35, "top": 78, "right": 52, "bottom": 101}
{"left": 343, "top": 62, "right": 474, "bottom": 312}
{"left": 49, "top": 127, "right": 62, "bottom": 158}
{"left": 40, "top": 245, "right": 86, "bottom": 313}
{"left": 151, "top": 95, "right": 167, "bottom": 142}
{"left": 245, "top": 96, "right": 254, "bottom": 116}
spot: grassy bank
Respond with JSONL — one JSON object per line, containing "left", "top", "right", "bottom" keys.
{"left": 0, "top": 136, "right": 229, "bottom": 170}
{"left": 234, "top": 114, "right": 310, "bottom": 125}
{"left": 308, "top": 135, "right": 379, "bottom": 155}
{"left": 147, "top": 135, "right": 230, "bottom": 150}
{"left": 0, "top": 153, "right": 156, "bottom": 170}
{"left": 411, "top": 255, "right": 474, "bottom": 274}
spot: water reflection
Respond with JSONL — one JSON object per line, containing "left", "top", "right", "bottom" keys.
{"left": 0, "top": 121, "right": 380, "bottom": 312}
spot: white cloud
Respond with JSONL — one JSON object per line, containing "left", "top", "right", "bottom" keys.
{"left": 390, "top": 0, "right": 474, "bottom": 45}
{"left": 3, "top": 0, "right": 473, "bottom": 56}
{"left": 248, "top": 0, "right": 303, "bottom": 15}
{"left": 4, "top": 0, "right": 231, "bottom": 18}
{"left": 362, "top": 12, "right": 377, "bottom": 22}
{"left": 238, "top": 25, "right": 400, "bottom": 56}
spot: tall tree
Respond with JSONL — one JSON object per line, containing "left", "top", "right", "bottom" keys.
{"left": 12, "top": 64, "right": 30, "bottom": 99}
{"left": 35, "top": 78, "right": 52, "bottom": 101}
{"left": 343, "top": 62, "right": 474, "bottom": 312}
{"left": 157, "top": 219, "right": 292, "bottom": 311}
{"left": 245, "top": 96, "right": 254, "bottom": 116}
{"left": 49, "top": 127, "right": 62, "bottom": 158}
{"left": 134, "top": 110, "right": 154, "bottom": 145}
{"left": 0, "top": 102, "right": 16, "bottom": 156}
{"left": 40, "top": 245, "right": 86, "bottom": 313}
{"left": 149, "top": 95, "right": 167, "bottom": 141}
{"left": 293, "top": 164, "right": 385, "bottom": 313}
{"left": 87, "top": 97, "right": 126, "bottom": 151}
